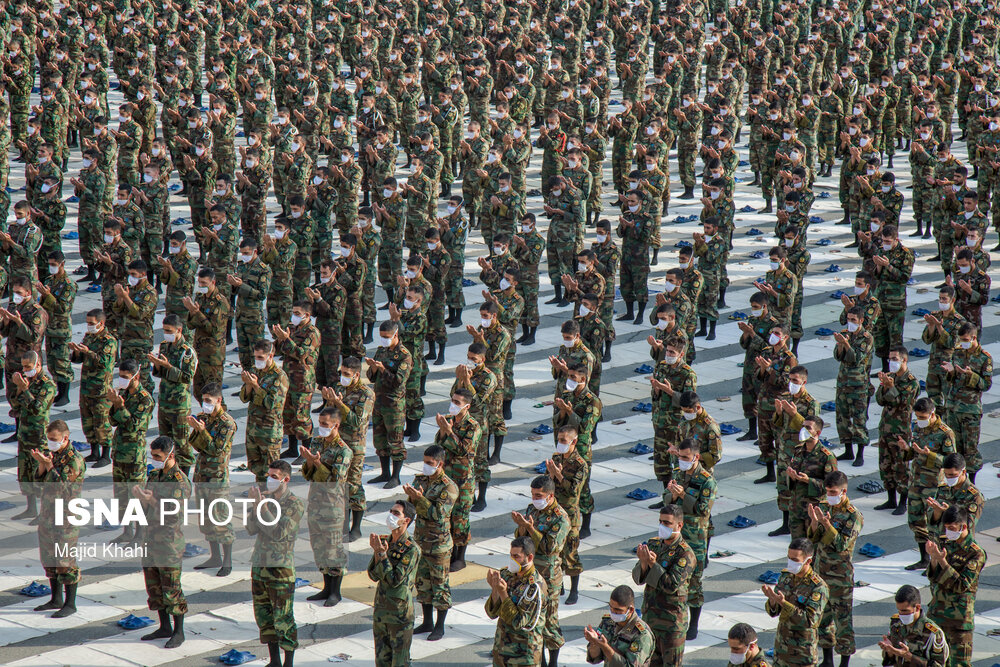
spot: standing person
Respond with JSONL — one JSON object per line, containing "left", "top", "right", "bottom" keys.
{"left": 8, "top": 350, "right": 56, "bottom": 522}
{"left": 405, "top": 445, "right": 458, "bottom": 641}
{"left": 632, "top": 504, "right": 696, "bottom": 667}
{"left": 229, "top": 238, "right": 272, "bottom": 373}
{"left": 807, "top": 471, "right": 863, "bottom": 667}
{"left": 149, "top": 314, "right": 198, "bottom": 476}
{"left": 187, "top": 383, "right": 237, "bottom": 577}
{"left": 583, "top": 586, "right": 655, "bottom": 666}
{"left": 754, "top": 326, "right": 798, "bottom": 484}
{"left": 184, "top": 268, "right": 230, "bottom": 397}
{"left": 942, "top": 323, "right": 992, "bottom": 481}
{"left": 248, "top": 460, "right": 305, "bottom": 667}
{"left": 239, "top": 341, "right": 290, "bottom": 485}
{"left": 435, "top": 388, "right": 482, "bottom": 572}
{"left": 299, "top": 408, "right": 351, "bottom": 608}
{"left": 368, "top": 500, "right": 420, "bottom": 667}
{"left": 30, "top": 420, "right": 84, "bottom": 618}
{"left": 113, "top": 261, "right": 159, "bottom": 392}
{"left": 904, "top": 398, "right": 956, "bottom": 572}
{"left": 925, "top": 507, "right": 986, "bottom": 667}
{"left": 366, "top": 321, "right": 413, "bottom": 489}
{"left": 108, "top": 359, "right": 155, "bottom": 544}
{"left": 737, "top": 294, "right": 779, "bottom": 443}
{"left": 833, "top": 307, "right": 874, "bottom": 465}
{"left": 485, "top": 536, "right": 547, "bottom": 667}
{"left": 133, "top": 436, "right": 191, "bottom": 650}
{"left": 878, "top": 586, "right": 949, "bottom": 667}
{"left": 920, "top": 286, "right": 967, "bottom": 419}
{"left": 874, "top": 347, "right": 920, "bottom": 513}
{"left": 547, "top": 425, "right": 588, "bottom": 605}
{"left": 69, "top": 309, "right": 117, "bottom": 466}
{"left": 787, "top": 416, "right": 838, "bottom": 539}
{"left": 762, "top": 538, "right": 829, "bottom": 667}
{"left": 273, "top": 301, "right": 321, "bottom": 459}
{"left": 36, "top": 250, "right": 77, "bottom": 406}
{"left": 513, "top": 475, "right": 570, "bottom": 667}
{"left": 872, "top": 226, "right": 913, "bottom": 373}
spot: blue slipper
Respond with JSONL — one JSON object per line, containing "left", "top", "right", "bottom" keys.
{"left": 294, "top": 578, "right": 310, "bottom": 587}
{"left": 824, "top": 264, "right": 842, "bottom": 273}
{"left": 858, "top": 543, "right": 886, "bottom": 558}
{"left": 0, "top": 500, "right": 15, "bottom": 511}
{"left": 62, "top": 231, "right": 79, "bottom": 240}
{"left": 531, "top": 423, "right": 553, "bottom": 435}
{"left": 534, "top": 462, "right": 548, "bottom": 474}
{"left": 720, "top": 423, "right": 742, "bottom": 435}
{"left": 728, "top": 311, "right": 748, "bottom": 321}
{"left": 738, "top": 160, "right": 750, "bottom": 167}
{"left": 817, "top": 192, "right": 831, "bottom": 199}
{"left": 219, "top": 649, "right": 257, "bottom": 665}
{"left": 640, "top": 402, "right": 653, "bottom": 413}
{"left": 629, "top": 443, "right": 653, "bottom": 455}
{"left": 765, "top": 649, "right": 775, "bottom": 658}
{"left": 815, "top": 238, "right": 833, "bottom": 246}
{"left": 749, "top": 250, "right": 764, "bottom": 259}
{"left": 830, "top": 291, "right": 846, "bottom": 299}
{"left": 183, "top": 543, "right": 207, "bottom": 558}
{"left": 739, "top": 205, "right": 756, "bottom": 213}
{"left": 168, "top": 184, "right": 182, "bottom": 193}
{"left": 118, "top": 614, "right": 155, "bottom": 629}
{"left": 626, "top": 488, "right": 658, "bottom": 501}
{"left": 912, "top": 308, "right": 930, "bottom": 316}
{"left": 992, "top": 293, "right": 1000, "bottom": 303}
{"left": 809, "top": 216, "right": 824, "bottom": 224}
{"left": 757, "top": 570, "right": 781, "bottom": 585}
{"left": 236, "top": 131, "right": 245, "bottom": 137}
{"left": 86, "top": 284, "right": 102, "bottom": 293}
{"left": 634, "top": 363, "right": 654, "bottom": 374}
{"left": 674, "top": 240, "right": 692, "bottom": 248}
{"left": 20, "top": 581, "right": 51, "bottom": 597}
{"left": 909, "top": 348, "right": 930, "bottom": 358}
{"left": 728, "top": 515, "right": 756, "bottom": 528}
{"left": 857, "top": 480, "right": 885, "bottom": 494}
{"left": 65, "top": 196, "right": 79, "bottom": 203}
{"left": 745, "top": 228, "right": 763, "bottom": 236}
{"left": 462, "top": 278, "right": 475, "bottom": 287}
{"left": 816, "top": 327, "right": 835, "bottom": 336}
{"left": 919, "top": 380, "right": 926, "bottom": 391}
{"left": 0, "top": 422, "right": 16, "bottom": 433}
{"left": 821, "top": 401, "right": 836, "bottom": 411}
{"left": 907, "top": 278, "right": 917, "bottom": 286}
{"left": 72, "top": 441, "right": 90, "bottom": 451}
{"left": 99, "top": 520, "right": 118, "bottom": 531}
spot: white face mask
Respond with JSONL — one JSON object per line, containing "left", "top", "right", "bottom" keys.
{"left": 290, "top": 314, "right": 303, "bottom": 326}
{"left": 403, "top": 298, "right": 416, "bottom": 310}
{"left": 784, "top": 238, "right": 794, "bottom": 248}
{"left": 499, "top": 278, "right": 511, "bottom": 291}
{"left": 898, "top": 612, "right": 915, "bottom": 625}
{"left": 657, "top": 524, "right": 674, "bottom": 540}
{"left": 882, "top": 242, "right": 893, "bottom": 251}
{"left": 163, "top": 332, "right": 178, "bottom": 343}
{"left": 789, "top": 382, "right": 802, "bottom": 395}
{"left": 655, "top": 319, "right": 670, "bottom": 331}
{"left": 508, "top": 557, "right": 522, "bottom": 574}
{"left": 532, "top": 497, "right": 549, "bottom": 510}
{"left": 678, "top": 459, "right": 694, "bottom": 471}
{"left": 565, "top": 379, "right": 580, "bottom": 392}
{"left": 938, "top": 301, "right": 950, "bottom": 312}
{"left": 786, "top": 559, "right": 804, "bottom": 574}
{"left": 847, "top": 321, "right": 859, "bottom": 333}
{"left": 945, "top": 528, "right": 962, "bottom": 541}
{"left": 385, "top": 512, "right": 401, "bottom": 530}
{"left": 826, "top": 494, "right": 842, "bottom": 506}
{"left": 916, "top": 418, "right": 930, "bottom": 429}
{"left": 115, "top": 376, "right": 131, "bottom": 390}
{"left": 379, "top": 336, "right": 393, "bottom": 348}
{"left": 798, "top": 427, "right": 811, "bottom": 442}
{"left": 254, "top": 358, "right": 268, "bottom": 370}
{"left": 769, "top": 333, "right": 781, "bottom": 346}
{"left": 730, "top": 651, "right": 748, "bottom": 665}
{"left": 11, "top": 292, "right": 25, "bottom": 304}
{"left": 127, "top": 276, "right": 140, "bottom": 288}
{"left": 555, "top": 442, "right": 571, "bottom": 455}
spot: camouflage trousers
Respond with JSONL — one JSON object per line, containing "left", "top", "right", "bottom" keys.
{"left": 757, "top": 404, "right": 778, "bottom": 464}
{"left": 545, "top": 232, "right": 581, "bottom": 285}
{"left": 144, "top": 566, "right": 187, "bottom": 616}
{"left": 282, "top": 390, "right": 315, "bottom": 442}
{"left": 652, "top": 423, "right": 679, "bottom": 483}
{"left": 835, "top": 388, "right": 870, "bottom": 447}
{"left": 819, "top": 578, "right": 855, "bottom": 655}
{"left": 561, "top": 525, "right": 582, "bottom": 576}
{"left": 599, "top": 297, "right": 615, "bottom": 342}
{"left": 688, "top": 544, "right": 707, "bottom": 608}
{"left": 924, "top": 368, "right": 948, "bottom": 418}
{"left": 378, "top": 242, "right": 404, "bottom": 291}
{"left": 363, "top": 273, "right": 378, "bottom": 324}
{"left": 246, "top": 429, "right": 282, "bottom": 483}
{"left": 17, "top": 445, "right": 41, "bottom": 496}
{"left": 373, "top": 400, "right": 406, "bottom": 461}
{"left": 697, "top": 274, "right": 720, "bottom": 321}
{"left": 81, "top": 395, "right": 113, "bottom": 450}
{"left": 503, "top": 347, "right": 517, "bottom": 402}
{"left": 315, "top": 342, "right": 342, "bottom": 389}
{"left": 241, "top": 201, "right": 267, "bottom": 244}
{"left": 931, "top": 617, "right": 972, "bottom": 667}
{"left": 776, "top": 439, "right": 797, "bottom": 512}
{"left": 518, "top": 284, "right": 540, "bottom": 327}
{"left": 308, "top": 502, "right": 346, "bottom": 575}
{"left": 579, "top": 449, "right": 594, "bottom": 516}
{"left": 474, "top": 426, "right": 492, "bottom": 485}
{"left": 791, "top": 289, "right": 804, "bottom": 340}
{"left": 678, "top": 137, "right": 699, "bottom": 187}
{"left": 42, "top": 560, "right": 81, "bottom": 585}
{"left": 237, "top": 318, "right": 266, "bottom": 372}
{"left": 293, "top": 265, "right": 313, "bottom": 303}
{"left": 873, "top": 308, "right": 904, "bottom": 358}
{"left": 404, "top": 353, "right": 426, "bottom": 423}
{"left": 193, "top": 356, "right": 225, "bottom": 400}
{"left": 373, "top": 620, "right": 412, "bottom": 667}
{"left": 197, "top": 481, "right": 235, "bottom": 544}
{"left": 112, "top": 462, "right": 146, "bottom": 508}
{"left": 877, "top": 434, "right": 910, "bottom": 492}
{"left": 346, "top": 439, "right": 366, "bottom": 512}
{"left": 251, "top": 576, "right": 298, "bottom": 651}
{"left": 267, "top": 290, "right": 293, "bottom": 329}
{"left": 487, "top": 374, "right": 507, "bottom": 437}
{"left": 446, "top": 256, "right": 467, "bottom": 311}
{"left": 649, "top": 619, "right": 686, "bottom": 667}
{"left": 946, "top": 412, "right": 983, "bottom": 475}
{"left": 416, "top": 549, "right": 452, "bottom": 610}
{"left": 789, "top": 495, "right": 817, "bottom": 540}
{"left": 449, "top": 473, "right": 474, "bottom": 546}
{"left": 741, "top": 370, "right": 758, "bottom": 417}
{"left": 45, "top": 333, "right": 73, "bottom": 384}
{"left": 427, "top": 298, "right": 447, "bottom": 344}
{"left": 541, "top": 585, "right": 564, "bottom": 650}
{"left": 343, "top": 301, "right": 365, "bottom": 359}
{"left": 159, "top": 408, "right": 194, "bottom": 469}
{"left": 619, "top": 254, "right": 651, "bottom": 304}
{"left": 907, "top": 486, "right": 934, "bottom": 546}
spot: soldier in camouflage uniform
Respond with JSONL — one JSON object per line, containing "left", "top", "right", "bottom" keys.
{"left": 248, "top": 460, "right": 305, "bottom": 667}
{"left": 2, "top": 200, "right": 42, "bottom": 284}
{"left": 8, "top": 349, "right": 56, "bottom": 521}
{"left": 150, "top": 314, "right": 198, "bottom": 475}
{"left": 806, "top": 471, "right": 863, "bottom": 665}
{"left": 184, "top": 268, "right": 230, "bottom": 397}
{"left": 300, "top": 408, "right": 350, "bottom": 608}
{"left": 763, "top": 538, "right": 830, "bottom": 667}
{"left": 240, "top": 341, "right": 290, "bottom": 484}
{"left": 632, "top": 504, "right": 696, "bottom": 667}
{"left": 112, "top": 261, "right": 158, "bottom": 393}
{"left": 663, "top": 437, "right": 717, "bottom": 640}
{"left": 229, "top": 239, "right": 272, "bottom": 373}
{"left": 787, "top": 416, "right": 838, "bottom": 539}
{"left": 872, "top": 227, "right": 914, "bottom": 367}
{"left": 485, "top": 536, "right": 548, "bottom": 667}
{"left": 650, "top": 338, "right": 698, "bottom": 487}
{"left": 434, "top": 388, "right": 481, "bottom": 571}
{"left": 879, "top": 586, "right": 949, "bottom": 667}
{"left": 942, "top": 323, "right": 992, "bottom": 478}
{"left": 725, "top": 624, "right": 772, "bottom": 667}
{"left": 833, "top": 308, "right": 874, "bottom": 465}
{"left": 874, "top": 347, "right": 921, "bottom": 513}
{"left": 903, "top": 398, "right": 956, "bottom": 572}
{"left": 737, "top": 294, "right": 779, "bottom": 442}
{"left": 37, "top": 250, "right": 76, "bottom": 406}
{"left": 406, "top": 445, "right": 458, "bottom": 641}
{"left": 920, "top": 287, "right": 968, "bottom": 419}
{"left": 273, "top": 301, "right": 321, "bottom": 458}
{"left": 260, "top": 218, "right": 297, "bottom": 330}
{"left": 584, "top": 585, "right": 655, "bottom": 666}
{"left": 135, "top": 437, "right": 191, "bottom": 649}
{"left": 70, "top": 309, "right": 117, "bottom": 466}
{"left": 366, "top": 321, "right": 412, "bottom": 490}
{"left": 368, "top": 500, "right": 420, "bottom": 667}
{"left": 32, "top": 420, "right": 84, "bottom": 618}
{"left": 925, "top": 507, "right": 986, "bottom": 667}
{"left": 754, "top": 326, "right": 799, "bottom": 484}
{"left": 692, "top": 217, "right": 726, "bottom": 339}
{"left": 108, "top": 359, "right": 154, "bottom": 544}
{"left": 187, "top": 383, "right": 237, "bottom": 577}
{"left": 157, "top": 231, "right": 197, "bottom": 333}
{"left": 927, "top": 454, "right": 986, "bottom": 541}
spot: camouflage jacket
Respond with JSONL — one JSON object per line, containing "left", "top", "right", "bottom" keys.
{"left": 189, "top": 408, "right": 237, "bottom": 483}
{"left": 249, "top": 489, "right": 305, "bottom": 581}
{"left": 368, "top": 533, "right": 421, "bottom": 623}
{"left": 926, "top": 532, "right": 986, "bottom": 630}
{"left": 110, "top": 385, "right": 155, "bottom": 463}
{"left": 413, "top": 469, "right": 459, "bottom": 555}
{"left": 152, "top": 339, "right": 197, "bottom": 410}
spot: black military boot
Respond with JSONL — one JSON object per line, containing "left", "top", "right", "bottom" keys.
{"left": 892, "top": 491, "right": 908, "bottom": 516}
{"left": 194, "top": 542, "right": 222, "bottom": 570}
{"left": 853, "top": 443, "right": 865, "bottom": 467}
{"left": 633, "top": 301, "right": 646, "bottom": 325}
{"left": 52, "top": 583, "right": 77, "bottom": 618}
{"left": 325, "top": 574, "right": 343, "bottom": 607}
{"left": 142, "top": 610, "right": 173, "bottom": 640}
{"left": 425, "top": 341, "right": 437, "bottom": 360}
{"left": 449, "top": 307, "right": 464, "bottom": 328}
{"left": 380, "top": 288, "right": 394, "bottom": 310}
{"left": 837, "top": 441, "right": 854, "bottom": 461}
{"left": 686, "top": 606, "right": 702, "bottom": 640}
{"left": 488, "top": 436, "right": 504, "bottom": 464}
{"left": 419, "top": 375, "right": 427, "bottom": 396}
{"left": 435, "top": 342, "right": 446, "bottom": 366}
{"left": 716, "top": 286, "right": 728, "bottom": 309}
{"left": 820, "top": 647, "right": 834, "bottom": 667}
{"left": 522, "top": 326, "right": 537, "bottom": 345}
{"left": 407, "top": 418, "right": 421, "bottom": 442}
{"left": 12, "top": 495, "right": 37, "bottom": 520}
{"left": 579, "top": 512, "right": 592, "bottom": 539}
{"left": 738, "top": 417, "right": 757, "bottom": 441}
{"left": 265, "top": 642, "right": 281, "bottom": 667}
{"left": 754, "top": 462, "right": 775, "bottom": 484}
{"left": 546, "top": 284, "right": 564, "bottom": 304}
{"left": 384, "top": 459, "right": 403, "bottom": 489}
{"left": 283, "top": 649, "right": 294, "bottom": 667}
{"left": 414, "top": 603, "right": 434, "bottom": 634}
{"left": 54, "top": 382, "right": 70, "bottom": 406}
{"left": 307, "top": 573, "right": 333, "bottom": 601}
{"left": 707, "top": 320, "right": 716, "bottom": 341}
{"left": 502, "top": 400, "right": 512, "bottom": 420}
{"left": 617, "top": 301, "right": 634, "bottom": 321}
{"left": 471, "top": 481, "right": 488, "bottom": 511}
{"left": 428, "top": 608, "right": 448, "bottom": 641}
{"left": 368, "top": 455, "right": 391, "bottom": 484}
{"left": 602, "top": 340, "right": 612, "bottom": 363}
{"left": 874, "top": 488, "right": 897, "bottom": 511}
{"left": 768, "top": 511, "right": 791, "bottom": 536}
{"left": 650, "top": 248, "right": 659, "bottom": 266}
{"left": 85, "top": 443, "right": 100, "bottom": 463}
{"left": 94, "top": 445, "right": 111, "bottom": 467}
{"left": 34, "top": 578, "right": 63, "bottom": 611}
{"left": 565, "top": 575, "right": 580, "bottom": 605}
{"left": 695, "top": 317, "right": 708, "bottom": 337}
{"left": 218, "top": 543, "right": 233, "bottom": 577}
{"left": 281, "top": 435, "right": 298, "bottom": 459}
{"left": 346, "top": 509, "right": 364, "bottom": 542}
{"left": 679, "top": 185, "right": 695, "bottom": 199}
{"left": 758, "top": 198, "right": 772, "bottom": 214}
{"left": 363, "top": 322, "right": 374, "bottom": 344}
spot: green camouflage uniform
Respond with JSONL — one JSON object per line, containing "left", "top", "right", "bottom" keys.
{"left": 833, "top": 328, "right": 874, "bottom": 448}
{"left": 40, "top": 269, "right": 77, "bottom": 385}
{"left": 788, "top": 438, "right": 837, "bottom": 539}
{"left": 926, "top": 532, "right": 986, "bottom": 667}
{"left": 631, "top": 535, "right": 696, "bottom": 667}
{"left": 585, "top": 612, "right": 655, "bottom": 666}
{"left": 235, "top": 257, "right": 272, "bottom": 372}
{"left": 943, "top": 343, "right": 992, "bottom": 474}
{"left": 414, "top": 469, "right": 459, "bottom": 610}
{"left": 72, "top": 329, "right": 117, "bottom": 454}
{"left": 278, "top": 322, "right": 321, "bottom": 442}
{"left": 520, "top": 500, "right": 570, "bottom": 651}
{"left": 142, "top": 463, "right": 191, "bottom": 616}
{"left": 764, "top": 567, "right": 830, "bottom": 667}
{"left": 249, "top": 490, "right": 305, "bottom": 652}
{"left": 882, "top": 615, "right": 948, "bottom": 667}
{"left": 239, "top": 361, "right": 290, "bottom": 483}
{"left": 437, "top": 411, "right": 482, "bottom": 547}
{"left": 368, "top": 532, "right": 421, "bottom": 667}
{"left": 906, "top": 417, "right": 956, "bottom": 550}
{"left": 875, "top": 369, "right": 920, "bottom": 494}
{"left": 112, "top": 278, "right": 157, "bottom": 392}
{"left": 302, "top": 433, "right": 350, "bottom": 575}
{"left": 110, "top": 384, "right": 155, "bottom": 510}
{"left": 189, "top": 287, "right": 230, "bottom": 396}
{"left": 668, "top": 463, "right": 716, "bottom": 609}
{"left": 336, "top": 380, "right": 375, "bottom": 513}
{"left": 807, "top": 497, "right": 863, "bottom": 656}
{"left": 152, "top": 338, "right": 198, "bottom": 469}
{"left": 872, "top": 244, "right": 914, "bottom": 358}
{"left": 485, "top": 564, "right": 548, "bottom": 667}
{"left": 368, "top": 343, "right": 412, "bottom": 462}
{"left": 11, "top": 370, "right": 56, "bottom": 497}
{"left": 920, "top": 309, "right": 968, "bottom": 418}
{"left": 37, "top": 443, "right": 85, "bottom": 585}
{"left": 189, "top": 407, "right": 237, "bottom": 545}
{"left": 651, "top": 359, "right": 697, "bottom": 482}
{"left": 262, "top": 236, "right": 297, "bottom": 329}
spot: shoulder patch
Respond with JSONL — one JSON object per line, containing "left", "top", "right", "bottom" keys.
{"left": 811, "top": 591, "right": 822, "bottom": 601}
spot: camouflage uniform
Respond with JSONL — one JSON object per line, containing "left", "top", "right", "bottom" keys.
{"left": 807, "top": 497, "right": 863, "bottom": 657}
{"left": 72, "top": 328, "right": 117, "bottom": 455}
{"left": 552, "top": 385, "right": 602, "bottom": 516}
{"left": 585, "top": 612, "right": 655, "bottom": 666}
{"left": 881, "top": 614, "right": 948, "bottom": 667}
{"left": 11, "top": 371, "right": 56, "bottom": 497}
{"left": 788, "top": 437, "right": 838, "bottom": 539}
{"left": 437, "top": 411, "right": 482, "bottom": 547}
{"left": 668, "top": 463, "right": 716, "bottom": 610}
{"left": 920, "top": 309, "right": 968, "bottom": 418}
{"left": 278, "top": 322, "right": 321, "bottom": 443}
{"left": 249, "top": 489, "right": 305, "bottom": 652}
{"left": 368, "top": 343, "right": 412, "bottom": 463}
{"left": 142, "top": 462, "right": 191, "bottom": 617}
{"left": 651, "top": 359, "right": 697, "bottom": 482}
{"left": 239, "top": 361, "right": 290, "bottom": 483}
{"left": 110, "top": 384, "right": 155, "bottom": 511}
{"left": 335, "top": 379, "right": 375, "bottom": 514}
{"left": 36, "top": 443, "right": 85, "bottom": 585}
{"left": 152, "top": 337, "right": 198, "bottom": 470}
{"left": 519, "top": 500, "right": 570, "bottom": 651}
{"left": 262, "top": 236, "right": 297, "bottom": 330}
{"left": 485, "top": 564, "right": 548, "bottom": 667}
{"left": 235, "top": 257, "right": 272, "bottom": 372}
{"left": 926, "top": 532, "right": 986, "bottom": 667}
{"left": 302, "top": 433, "right": 350, "bottom": 575}
{"left": 40, "top": 269, "right": 77, "bottom": 386}
{"left": 764, "top": 567, "right": 830, "bottom": 667}
{"left": 875, "top": 369, "right": 920, "bottom": 495}
{"left": 834, "top": 328, "right": 874, "bottom": 449}
{"left": 189, "top": 407, "right": 237, "bottom": 546}
{"left": 631, "top": 535, "right": 696, "bottom": 667}
{"left": 189, "top": 287, "right": 230, "bottom": 396}
{"left": 112, "top": 278, "right": 157, "bottom": 393}
{"left": 368, "top": 533, "right": 421, "bottom": 667}
{"left": 943, "top": 343, "right": 992, "bottom": 474}
{"left": 906, "top": 417, "right": 956, "bottom": 551}
{"left": 872, "top": 244, "right": 914, "bottom": 358}
{"left": 414, "top": 469, "right": 459, "bottom": 610}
